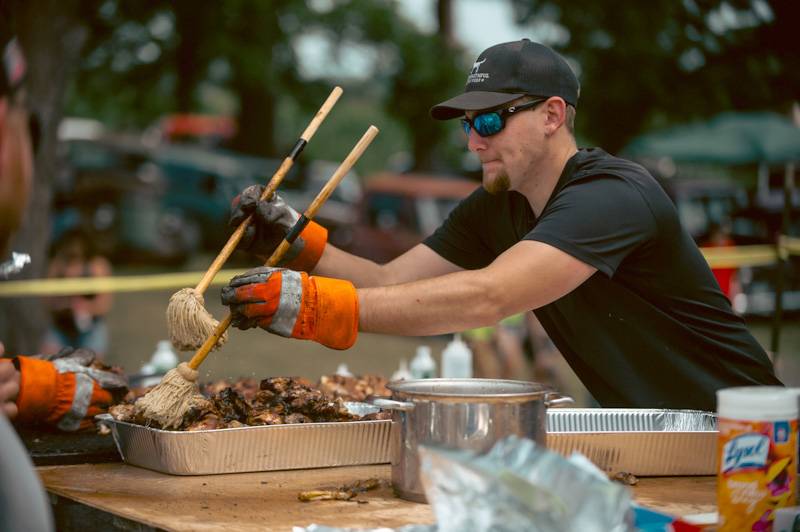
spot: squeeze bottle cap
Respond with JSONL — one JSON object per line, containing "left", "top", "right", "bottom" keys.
{"left": 416, "top": 345, "right": 432, "bottom": 360}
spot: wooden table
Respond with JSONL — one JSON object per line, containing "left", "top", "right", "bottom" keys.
{"left": 38, "top": 463, "right": 716, "bottom": 531}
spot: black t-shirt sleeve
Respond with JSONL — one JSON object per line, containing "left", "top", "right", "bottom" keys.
{"left": 423, "top": 188, "right": 495, "bottom": 270}
{"left": 525, "top": 175, "right": 656, "bottom": 277}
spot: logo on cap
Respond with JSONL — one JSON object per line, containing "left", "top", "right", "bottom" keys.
{"left": 468, "top": 58, "right": 489, "bottom": 85}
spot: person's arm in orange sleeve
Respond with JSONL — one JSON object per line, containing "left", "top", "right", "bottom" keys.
{"left": 11, "top": 347, "right": 127, "bottom": 431}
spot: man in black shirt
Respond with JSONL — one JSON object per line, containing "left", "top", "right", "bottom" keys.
{"left": 222, "top": 39, "right": 781, "bottom": 410}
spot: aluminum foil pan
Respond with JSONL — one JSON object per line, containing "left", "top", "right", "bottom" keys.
{"left": 96, "top": 409, "right": 392, "bottom": 475}
{"left": 343, "top": 401, "right": 382, "bottom": 417}
{"left": 546, "top": 408, "right": 717, "bottom": 432}
{"left": 546, "top": 409, "right": 718, "bottom": 476}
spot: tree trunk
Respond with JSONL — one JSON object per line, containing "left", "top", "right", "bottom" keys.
{"left": 226, "top": 3, "right": 281, "bottom": 158}
{"left": 436, "top": 0, "right": 454, "bottom": 47}
{"left": 0, "top": 0, "right": 87, "bottom": 354}
{"left": 230, "top": 82, "right": 276, "bottom": 157}
{"left": 172, "top": 0, "right": 206, "bottom": 113}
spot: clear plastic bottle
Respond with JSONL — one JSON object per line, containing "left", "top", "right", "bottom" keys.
{"left": 441, "top": 334, "right": 473, "bottom": 378}
{"left": 717, "top": 386, "right": 798, "bottom": 531}
{"left": 410, "top": 345, "right": 436, "bottom": 379}
{"left": 335, "top": 363, "right": 354, "bottom": 377}
{"left": 150, "top": 340, "right": 179, "bottom": 373}
{"left": 391, "top": 359, "right": 412, "bottom": 381}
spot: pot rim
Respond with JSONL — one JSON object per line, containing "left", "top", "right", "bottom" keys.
{"left": 386, "top": 378, "right": 554, "bottom": 401}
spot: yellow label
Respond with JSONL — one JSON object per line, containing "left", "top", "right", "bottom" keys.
{"left": 717, "top": 417, "right": 797, "bottom": 531}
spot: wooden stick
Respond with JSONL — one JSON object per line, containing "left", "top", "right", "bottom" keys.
{"left": 194, "top": 86, "right": 343, "bottom": 295}
{"left": 188, "top": 125, "right": 380, "bottom": 370}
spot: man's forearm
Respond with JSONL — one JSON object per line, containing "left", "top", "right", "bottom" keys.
{"left": 357, "top": 268, "right": 506, "bottom": 336}
{"left": 355, "top": 240, "right": 598, "bottom": 337}
{"left": 313, "top": 242, "right": 463, "bottom": 289}
{"left": 312, "top": 244, "right": 389, "bottom": 287}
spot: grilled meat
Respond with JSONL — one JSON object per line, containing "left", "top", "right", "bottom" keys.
{"left": 202, "top": 377, "right": 260, "bottom": 402}
{"left": 247, "top": 410, "right": 284, "bottom": 426}
{"left": 285, "top": 413, "right": 312, "bottom": 424}
{"left": 109, "top": 403, "right": 138, "bottom": 423}
{"left": 113, "top": 374, "right": 390, "bottom": 431}
{"left": 185, "top": 414, "right": 223, "bottom": 431}
{"left": 317, "top": 374, "right": 390, "bottom": 402}
{"left": 213, "top": 388, "right": 250, "bottom": 423}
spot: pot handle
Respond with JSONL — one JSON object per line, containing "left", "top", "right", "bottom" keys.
{"left": 544, "top": 392, "right": 574, "bottom": 407}
{"left": 370, "top": 398, "right": 415, "bottom": 411}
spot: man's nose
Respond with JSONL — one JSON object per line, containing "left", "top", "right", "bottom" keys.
{"left": 467, "top": 128, "right": 488, "bottom": 152}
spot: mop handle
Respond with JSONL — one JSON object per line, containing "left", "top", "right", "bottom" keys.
{"left": 194, "top": 86, "right": 343, "bottom": 295}
{"left": 188, "top": 125, "right": 380, "bottom": 370}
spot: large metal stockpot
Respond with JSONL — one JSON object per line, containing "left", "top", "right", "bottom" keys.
{"left": 373, "top": 378, "right": 572, "bottom": 502}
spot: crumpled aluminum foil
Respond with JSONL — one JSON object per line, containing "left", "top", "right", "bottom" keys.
{"left": 295, "top": 436, "right": 634, "bottom": 532}
{"left": 0, "top": 252, "right": 30, "bottom": 278}
{"left": 418, "top": 435, "right": 634, "bottom": 532}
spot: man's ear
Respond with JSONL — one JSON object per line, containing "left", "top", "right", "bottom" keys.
{"left": 543, "top": 97, "right": 567, "bottom": 136}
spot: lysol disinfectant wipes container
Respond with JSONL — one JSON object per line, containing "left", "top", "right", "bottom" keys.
{"left": 717, "top": 386, "right": 798, "bottom": 531}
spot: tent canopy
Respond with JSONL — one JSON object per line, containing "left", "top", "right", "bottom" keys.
{"left": 623, "top": 112, "right": 800, "bottom": 165}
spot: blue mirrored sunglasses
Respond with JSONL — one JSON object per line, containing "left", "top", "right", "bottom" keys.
{"left": 461, "top": 98, "right": 547, "bottom": 138}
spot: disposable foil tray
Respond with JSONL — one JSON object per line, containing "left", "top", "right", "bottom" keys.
{"left": 97, "top": 407, "right": 717, "bottom": 477}
{"left": 546, "top": 408, "right": 718, "bottom": 476}
{"left": 96, "top": 408, "right": 393, "bottom": 476}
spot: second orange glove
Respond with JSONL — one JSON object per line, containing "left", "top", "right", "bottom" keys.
{"left": 221, "top": 267, "right": 359, "bottom": 350}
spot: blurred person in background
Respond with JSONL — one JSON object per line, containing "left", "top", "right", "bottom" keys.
{"left": 0, "top": 18, "right": 55, "bottom": 531}
{"left": 221, "top": 39, "right": 780, "bottom": 411}
{"left": 0, "top": 19, "right": 126, "bottom": 530}
{"left": 464, "top": 313, "right": 594, "bottom": 405}
{"left": 463, "top": 313, "right": 532, "bottom": 381}
{"left": 41, "top": 227, "right": 112, "bottom": 357}
{"left": 702, "top": 219, "right": 741, "bottom": 304}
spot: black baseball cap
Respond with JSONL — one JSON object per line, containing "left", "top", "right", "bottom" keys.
{"left": 430, "top": 39, "right": 579, "bottom": 120}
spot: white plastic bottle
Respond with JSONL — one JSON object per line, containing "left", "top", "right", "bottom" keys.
{"left": 410, "top": 345, "right": 436, "bottom": 379}
{"left": 441, "top": 334, "right": 473, "bottom": 378}
{"left": 150, "top": 340, "right": 179, "bottom": 373}
{"left": 391, "top": 359, "right": 412, "bottom": 381}
{"left": 335, "top": 363, "right": 354, "bottom": 377}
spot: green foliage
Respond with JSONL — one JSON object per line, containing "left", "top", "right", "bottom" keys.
{"left": 64, "top": 0, "right": 469, "bottom": 171}
{"left": 65, "top": 1, "right": 794, "bottom": 170}
{"left": 509, "top": 0, "right": 799, "bottom": 153}
{"left": 276, "top": 87, "right": 410, "bottom": 177}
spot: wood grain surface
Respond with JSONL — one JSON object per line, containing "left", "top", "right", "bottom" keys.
{"left": 38, "top": 463, "right": 716, "bottom": 531}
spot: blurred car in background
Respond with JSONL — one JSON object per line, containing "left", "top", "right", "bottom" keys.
{"left": 143, "top": 114, "right": 237, "bottom": 148}
{"left": 152, "top": 146, "right": 362, "bottom": 257}
{"left": 53, "top": 137, "right": 198, "bottom": 265}
{"left": 54, "top": 122, "right": 363, "bottom": 266}
{"left": 334, "top": 172, "right": 479, "bottom": 263}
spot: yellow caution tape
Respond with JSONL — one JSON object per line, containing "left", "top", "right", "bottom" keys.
{"left": 700, "top": 236, "right": 800, "bottom": 268}
{"left": 0, "top": 269, "right": 250, "bottom": 297}
{"left": 782, "top": 235, "right": 800, "bottom": 256}
{"left": 700, "top": 245, "right": 779, "bottom": 268}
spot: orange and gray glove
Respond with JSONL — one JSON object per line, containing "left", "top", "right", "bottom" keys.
{"left": 229, "top": 186, "right": 328, "bottom": 272}
{"left": 13, "top": 347, "right": 128, "bottom": 431}
{"left": 221, "top": 266, "right": 358, "bottom": 350}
